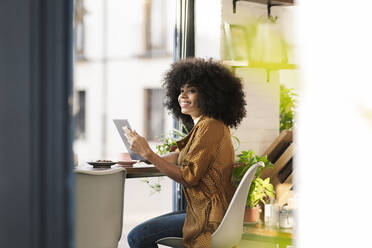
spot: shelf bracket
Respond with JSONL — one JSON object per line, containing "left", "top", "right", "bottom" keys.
{"left": 233, "top": 0, "right": 237, "bottom": 13}
{"left": 233, "top": 0, "right": 285, "bottom": 15}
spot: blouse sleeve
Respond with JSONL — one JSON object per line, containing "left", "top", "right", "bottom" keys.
{"left": 180, "top": 121, "right": 224, "bottom": 186}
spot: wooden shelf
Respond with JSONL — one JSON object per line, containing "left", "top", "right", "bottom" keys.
{"left": 260, "top": 130, "right": 294, "bottom": 206}
{"left": 262, "top": 130, "right": 293, "bottom": 174}
{"left": 223, "top": 60, "right": 297, "bottom": 71}
{"left": 235, "top": 0, "right": 294, "bottom": 6}
{"left": 233, "top": 0, "right": 295, "bottom": 14}
{"left": 269, "top": 143, "right": 294, "bottom": 186}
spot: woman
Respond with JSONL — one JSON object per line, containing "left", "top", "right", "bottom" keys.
{"left": 127, "top": 58, "right": 246, "bottom": 248}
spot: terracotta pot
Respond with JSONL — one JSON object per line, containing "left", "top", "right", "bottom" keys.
{"left": 244, "top": 206, "right": 260, "bottom": 223}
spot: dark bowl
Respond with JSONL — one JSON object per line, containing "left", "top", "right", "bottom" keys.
{"left": 87, "top": 161, "right": 117, "bottom": 168}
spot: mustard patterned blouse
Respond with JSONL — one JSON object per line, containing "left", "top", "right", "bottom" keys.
{"left": 176, "top": 116, "right": 235, "bottom": 248}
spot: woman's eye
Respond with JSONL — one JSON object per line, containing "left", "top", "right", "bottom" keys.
{"left": 180, "top": 88, "right": 196, "bottom": 94}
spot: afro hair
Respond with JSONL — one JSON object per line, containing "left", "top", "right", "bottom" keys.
{"left": 162, "top": 58, "right": 246, "bottom": 130}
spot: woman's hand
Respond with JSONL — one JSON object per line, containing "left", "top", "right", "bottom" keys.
{"left": 125, "top": 129, "right": 153, "bottom": 159}
{"left": 123, "top": 127, "right": 185, "bottom": 185}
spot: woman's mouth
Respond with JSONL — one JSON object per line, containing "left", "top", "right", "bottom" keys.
{"left": 180, "top": 101, "right": 191, "bottom": 108}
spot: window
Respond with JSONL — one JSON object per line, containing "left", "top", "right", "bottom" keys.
{"left": 74, "top": 90, "right": 86, "bottom": 139}
{"left": 74, "top": 0, "right": 87, "bottom": 60}
{"left": 144, "top": 88, "right": 165, "bottom": 141}
{"left": 143, "top": 0, "right": 169, "bottom": 56}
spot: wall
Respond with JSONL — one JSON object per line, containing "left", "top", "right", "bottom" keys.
{"left": 221, "top": 0, "right": 299, "bottom": 156}
{"left": 233, "top": 69, "right": 280, "bottom": 155}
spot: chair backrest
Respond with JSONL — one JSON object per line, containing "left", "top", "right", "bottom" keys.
{"left": 211, "top": 162, "right": 264, "bottom": 248}
{"left": 75, "top": 166, "right": 126, "bottom": 248}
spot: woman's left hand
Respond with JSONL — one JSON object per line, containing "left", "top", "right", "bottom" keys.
{"left": 126, "top": 130, "right": 152, "bottom": 159}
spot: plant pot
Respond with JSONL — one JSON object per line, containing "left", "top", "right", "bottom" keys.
{"left": 170, "top": 145, "right": 177, "bottom": 152}
{"left": 244, "top": 206, "right": 260, "bottom": 223}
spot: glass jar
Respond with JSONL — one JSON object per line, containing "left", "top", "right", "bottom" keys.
{"left": 279, "top": 205, "right": 293, "bottom": 228}
{"left": 264, "top": 203, "right": 279, "bottom": 226}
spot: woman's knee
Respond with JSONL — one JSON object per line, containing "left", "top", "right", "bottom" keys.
{"left": 127, "top": 228, "right": 138, "bottom": 247}
{"left": 127, "top": 212, "right": 185, "bottom": 248}
{"left": 127, "top": 222, "right": 157, "bottom": 248}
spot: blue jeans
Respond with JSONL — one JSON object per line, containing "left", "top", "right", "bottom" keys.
{"left": 127, "top": 211, "right": 186, "bottom": 248}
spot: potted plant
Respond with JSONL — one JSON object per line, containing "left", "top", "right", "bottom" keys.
{"left": 155, "top": 127, "right": 188, "bottom": 155}
{"left": 142, "top": 127, "right": 189, "bottom": 194}
{"left": 280, "top": 84, "right": 297, "bottom": 132}
{"left": 232, "top": 149, "right": 274, "bottom": 223}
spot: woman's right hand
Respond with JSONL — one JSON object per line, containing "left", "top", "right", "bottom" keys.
{"left": 125, "top": 129, "right": 153, "bottom": 160}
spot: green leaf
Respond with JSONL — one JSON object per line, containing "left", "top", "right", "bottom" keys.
{"left": 280, "top": 84, "right": 297, "bottom": 132}
{"left": 232, "top": 150, "right": 276, "bottom": 208}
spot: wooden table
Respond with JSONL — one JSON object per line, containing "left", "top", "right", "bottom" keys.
{"left": 240, "top": 223, "right": 293, "bottom": 248}
{"left": 77, "top": 164, "right": 164, "bottom": 179}
{"left": 114, "top": 164, "right": 164, "bottom": 178}
{"left": 122, "top": 166, "right": 164, "bottom": 178}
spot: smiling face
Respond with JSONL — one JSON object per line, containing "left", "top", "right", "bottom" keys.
{"left": 178, "top": 84, "right": 202, "bottom": 120}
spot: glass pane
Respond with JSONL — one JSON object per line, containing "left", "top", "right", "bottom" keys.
{"left": 72, "top": 1, "right": 176, "bottom": 247}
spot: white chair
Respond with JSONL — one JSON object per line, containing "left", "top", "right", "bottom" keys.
{"left": 75, "top": 166, "right": 127, "bottom": 248}
{"left": 156, "top": 162, "right": 264, "bottom": 248}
